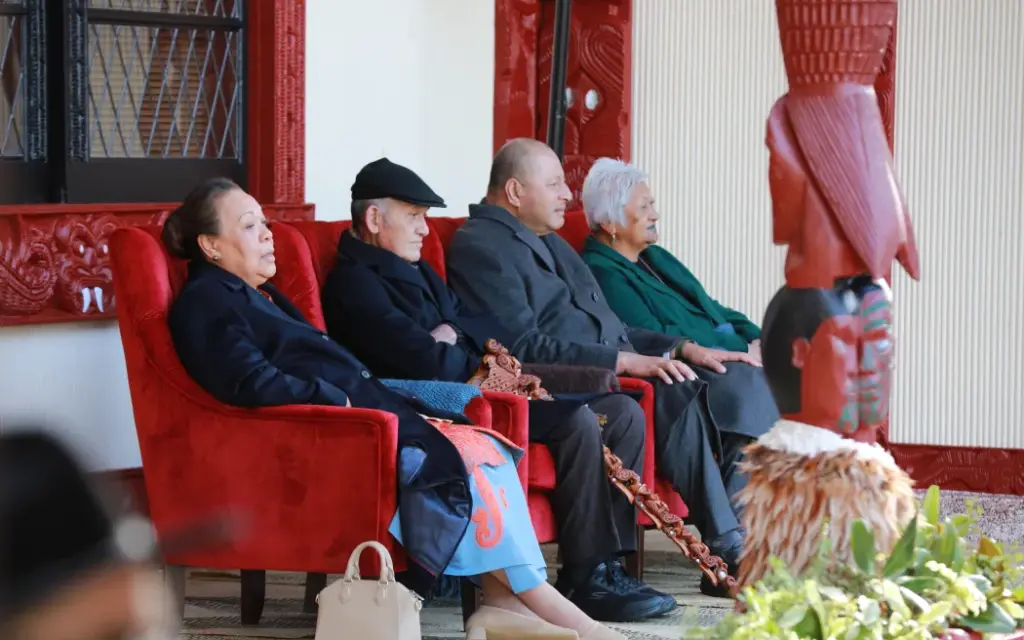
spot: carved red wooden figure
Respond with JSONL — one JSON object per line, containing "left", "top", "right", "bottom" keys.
{"left": 735, "top": 0, "right": 919, "bottom": 589}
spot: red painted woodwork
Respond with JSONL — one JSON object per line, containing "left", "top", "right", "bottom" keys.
{"left": 247, "top": 0, "right": 306, "bottom": 204}
{"left": 0, "top": 203, "right": 312, "bottom": 327}
{"left": 536, "top": 0, "right": 632, "bottom": 202}
{"left": 0, "top": 0, "right": 308, "bottom": 328}
{"left": 875, "top": 25, "right": 898, "bottom": 153}
{"left": 494, "top": 0, "right": 632, "bottom": 204}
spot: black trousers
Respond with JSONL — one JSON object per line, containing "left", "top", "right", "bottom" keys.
{"left": 648, "top": 378, "right": 752, "bottom": 542}
{"left": 529, "top": 394, "right": 645, "bottom": 568}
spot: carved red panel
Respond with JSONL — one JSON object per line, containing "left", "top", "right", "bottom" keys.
{"left": 875, "top": 21, "right": 897, "bottom": 152}
{"left": 247, "top": 0, "right": 306, "bottom": 204}
{"left": 0, "top": 204, "right": 313, "bottom": 327}
{"left": 890, "top": 443, "right": 1024, "bottom": 496}
{"left": 536, "top": 0, "right": 632, "bottom": 203}
{"left": 494, "top": 0, "right": 632, "bottom": 204}
{"left": 0, "top": 0, "right": 306, "bottom": 328}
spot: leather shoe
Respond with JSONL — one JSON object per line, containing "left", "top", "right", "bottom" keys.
{"left": 554, "top": 562, "right": 667, "bottom": 623}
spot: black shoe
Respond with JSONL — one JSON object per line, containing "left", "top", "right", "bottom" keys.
{"left": 606, "top": 558, "right": 677, "bottom": 616}
{"left": 555, "top": 562, "right": 668, "bottom": 622}
{"left": 699, "top": 528, "right": 744, "bottom": 598}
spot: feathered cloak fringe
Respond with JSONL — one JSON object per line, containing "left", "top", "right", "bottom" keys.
{"left": 735, "top": 420, "right": 916, "bottom": 588}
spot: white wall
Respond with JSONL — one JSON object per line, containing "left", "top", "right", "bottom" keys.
{"left": 0, "top": 0, "right": 496, "bottom": 471}
{"left": 632, "top": 0, "right": 1024, "bottom": 448}
{"left": 305, "top": 0, "right": 495, "bottom": 221}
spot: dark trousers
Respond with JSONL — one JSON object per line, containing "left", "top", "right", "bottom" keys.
{"left": 530, "top": 394, "right": 645, "bottom": 568}
{"left": 648, "top": 378, "right": 754, "bottom": 542}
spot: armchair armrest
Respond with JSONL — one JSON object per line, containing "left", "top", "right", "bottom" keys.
{"left": 478, "top": 390, "right": 530, "bottom": 489}
{"left": 522, "top": 363, "right": 620, "bottom": 394}
{"left": 142, "top": 402, "right": 401, "bottom": 575}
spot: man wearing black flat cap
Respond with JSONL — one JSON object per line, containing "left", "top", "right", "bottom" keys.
{"left": 322, "top": 158, "right": 677, "bottom": 623}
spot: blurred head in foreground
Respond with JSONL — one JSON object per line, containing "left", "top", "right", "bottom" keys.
{"left": 1, "top": 430, "right": 177, "bottom": 640}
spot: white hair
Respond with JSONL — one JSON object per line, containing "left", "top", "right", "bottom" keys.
{"left": 581, "top": 158, "right": 650, "bottom": 232}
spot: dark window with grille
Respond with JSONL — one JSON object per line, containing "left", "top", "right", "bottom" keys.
{"left": 0, "top": 0, "right": 244, "bottom": 204}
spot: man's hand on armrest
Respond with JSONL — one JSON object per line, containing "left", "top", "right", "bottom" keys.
{"left": 615, "top": 351, "right": 696, "bottom": 384}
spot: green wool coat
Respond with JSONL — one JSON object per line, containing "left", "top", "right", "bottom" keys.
{"left": 581, "top": 236, "right": 760, "bottom": 352}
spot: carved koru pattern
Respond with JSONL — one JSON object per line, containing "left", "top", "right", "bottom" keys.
{"left": 469, "top": 338, "right": 736, "bottom": 590}
{"left": 493, "top": 0, "right": 542, "bottom": 148}
{"left": 536, "top": 0, "right": 631, "bottom": 200}
{"left": 0, "top": 204, "right": 314, "bottom": 327}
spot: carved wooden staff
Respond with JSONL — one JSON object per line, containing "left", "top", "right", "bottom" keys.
{"left": 468, "top": 340, "right": 736, "bottom": 591}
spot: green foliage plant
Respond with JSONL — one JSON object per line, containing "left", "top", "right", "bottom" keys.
{"left": 683, "top": 486, "right": 1024, "bottom": 639}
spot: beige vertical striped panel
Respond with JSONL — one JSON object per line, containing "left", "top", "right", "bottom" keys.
{"left": 890, "top": 0, "right": 1024, "bottom": 448}
{"left": 630, "top": 2, "right": 787, "bottom": 368}
{"left": 632, "top": 1, "right": 1024, "bottom": 448}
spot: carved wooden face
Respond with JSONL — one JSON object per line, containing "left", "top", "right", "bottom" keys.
{"left": 762, "top": 279, "right": 895, "bottom": 442}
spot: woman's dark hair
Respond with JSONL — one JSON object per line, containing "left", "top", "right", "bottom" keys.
{"left": 161, "top": 177, "right": 241, "bottom": 261}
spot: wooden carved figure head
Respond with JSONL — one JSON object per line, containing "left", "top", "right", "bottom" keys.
{"left": 761, "top": 277, "right": 895, "bottom": 443}
{"left": 767, "top": 0, "right": 919, "bottom": 288}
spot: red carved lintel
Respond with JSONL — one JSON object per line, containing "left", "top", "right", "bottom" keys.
{"left": 494, "top": 0, "right": 541, "bottom": 152}
{"left": 0, "top": 204, "right": 313, "bottom": 327}
{"left": 890, "top": 443, "right": 1024, "bottom": 496}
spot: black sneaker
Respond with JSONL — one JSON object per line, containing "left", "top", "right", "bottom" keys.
{"left": 554, "top": 562, "right": 668, "bottom": 622}
{"left": 606, "top": 558, "right": 677, "bottom": 616}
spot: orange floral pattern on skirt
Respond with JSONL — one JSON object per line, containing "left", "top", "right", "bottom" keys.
{"left": 427, "top": 418, "right": 509, "bottom": 549}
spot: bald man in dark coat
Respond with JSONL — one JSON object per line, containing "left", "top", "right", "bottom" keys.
{"left": 446, "top": 139, "right": 780, "bottom": 596}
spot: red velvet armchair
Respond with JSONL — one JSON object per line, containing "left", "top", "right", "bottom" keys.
{"left": 108, "top": 226, "right": 471, "bottom": 626}
{"left": 426, "top": 214, "right": 691, "bottom": 531}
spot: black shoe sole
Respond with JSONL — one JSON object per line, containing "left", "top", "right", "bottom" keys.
{"left": 572, "top": 594, "right": 670, "bottom": 623}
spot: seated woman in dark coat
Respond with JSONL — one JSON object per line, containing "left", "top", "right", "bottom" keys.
{"left": 161, "top": 178, "right": 624, "bottom": 640}
{"left": 321, "top": 158, "right": 674, "bottom": 624}
{"left": 580, "top": 158, "right": 764, "bottom": 365}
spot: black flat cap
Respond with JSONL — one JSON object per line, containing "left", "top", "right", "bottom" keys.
{"left": 351, "top": 157, "right": 447, "bottom": 208}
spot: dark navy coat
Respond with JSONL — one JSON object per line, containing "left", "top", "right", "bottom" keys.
{"left": 167, "top": 260, "right": 472, "bottom": 595}
{"left": 322, "top": 232, "right": 625, "bottom": 440}
{"left": 322, "top": 231, "right": 521, "bottom": 382}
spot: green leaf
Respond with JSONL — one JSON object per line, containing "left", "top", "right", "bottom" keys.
{"left": 922, "top": 485, "right": 941, "bottom": 525}
{"left": 896, "top": 576, "right": 944, "bottom": 594}
{"left": 1011, "top": 586, "right": 1024, "bottom": 602}
{"left": 881, "top": 579, "right": 911, "bottom": 618}
{"left": 899, "top": 585, "right": 931, "bottom": 613}
{"left": 933, "top": 518, "right": 958, "bottom": 567}
{"left": 999, "top": 599, "right": 1024, "bottom": 620}
{"left": 959, "top": 602, "right": 1019, "bottom": 634}
{"left": 778, "top": 603, "right": 809, "bottom": 628}
{"left": 918, "top": 601, "right": 953, "bottom": 627}
{"left": 851, "top": 520, "right": 876, "bottom": 574}
{"left": 884, "top": 514, "right": 918, "bottom": 578}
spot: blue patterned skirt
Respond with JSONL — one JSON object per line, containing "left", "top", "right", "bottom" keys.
{"left": 388, "top": 425, "right": 547, "bottom": 594}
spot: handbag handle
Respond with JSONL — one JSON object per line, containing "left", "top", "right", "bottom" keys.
{"left": 343, "top": 540, "right": 396, "bottom": 585}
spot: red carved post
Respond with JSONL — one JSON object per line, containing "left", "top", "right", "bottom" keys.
{"left": 734, "top": 0, "right": 919, "bottom": 590}
{"left": 247, "top": 0, "right": 306, "bottom": 204}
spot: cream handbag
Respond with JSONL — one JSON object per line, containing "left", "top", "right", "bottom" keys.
{"left": 314, "top": 541, "right": 423, "bottom": 640}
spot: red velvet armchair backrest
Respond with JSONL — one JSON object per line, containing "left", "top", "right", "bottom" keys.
{"left": 109, "top": 226, "right": 203, "bottom": 406}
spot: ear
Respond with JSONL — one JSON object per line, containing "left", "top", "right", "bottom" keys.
{"left": 791, "top": 337, "right": 810, "bottom": 369}
{"left": 599, "top": 222, "right": 618, "bottom": 237}
{"left": 196, "top": 234, "right": 218, "bottom": 260}
{"left": 364, "top": 204, "right": 384, "bottom": 234}
{"left": 505, "top": 178, "right": 523, "bottom": 208}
